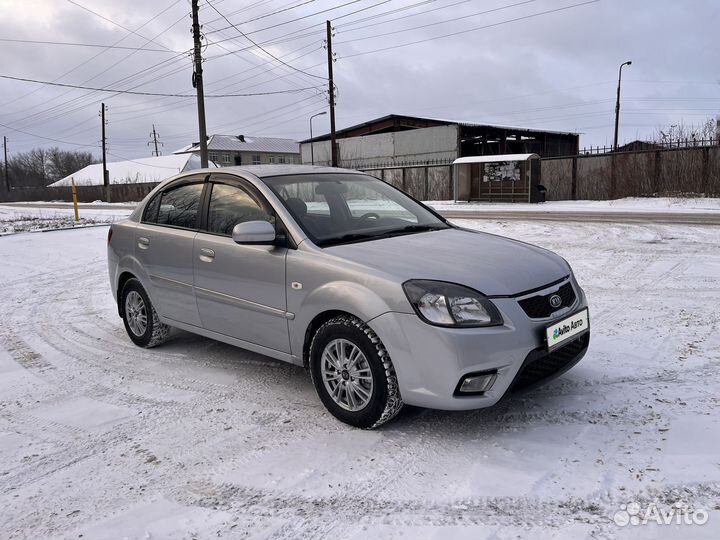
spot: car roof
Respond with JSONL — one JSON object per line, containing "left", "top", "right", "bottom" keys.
{"left": 220, "top": 164, "right": 365, "bottom": 179}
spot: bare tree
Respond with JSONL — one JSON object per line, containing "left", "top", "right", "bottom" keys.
{"left": 8, "top": 148, "right": 97, "bottom": 187}
{"left": 653, "top": 117, "right": 717, "bottom": 145}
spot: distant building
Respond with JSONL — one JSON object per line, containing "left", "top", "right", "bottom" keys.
{"left": 49, "top": 153, "right": 209, "bottom": 186}
{"left": 175, "top": 134, "right": 300, "bottom": 166}
{"left": 613, "top": 140, "right": 664, "bottom": 153}
{"left": 300, "top": 114, "right": 579, "bottom": 168}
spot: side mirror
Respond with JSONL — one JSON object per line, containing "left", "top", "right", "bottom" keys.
{"left": 231, "top": 220, "right": 276, "bottom": 244}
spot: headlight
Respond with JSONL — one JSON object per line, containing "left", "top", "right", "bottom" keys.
{"left": 402, "top": 280, "right": 503, "bottom": 328}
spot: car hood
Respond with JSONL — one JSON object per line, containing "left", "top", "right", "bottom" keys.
{"left": 325, "top": 228, "right": 569, "bottom": 296}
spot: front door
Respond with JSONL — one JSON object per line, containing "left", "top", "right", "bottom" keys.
{"left": 134, "top": 180, "right": 205, "bottom": 326}
{"left": 193, "top": 178, "right": 291, "bottom": 354}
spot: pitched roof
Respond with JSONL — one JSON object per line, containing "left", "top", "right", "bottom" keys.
{"left": 175, "top": 134, "right": 299, "bottom": 154}
{"left": 300, "top": 113, "right": 580, "bottom": 143}
{"left": 49, "top": 154, "right": 211, "bottom": 186}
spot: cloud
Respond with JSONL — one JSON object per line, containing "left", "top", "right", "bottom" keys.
{"left": 0, "top": 0, "right": 717, "bottom": 158}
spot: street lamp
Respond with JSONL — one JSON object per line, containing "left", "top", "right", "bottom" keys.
{"left": 309, "top": 111, "right": 327, "bottom": 165}
{"left": 613, "top": 60, "right": 632, "bottom": 151}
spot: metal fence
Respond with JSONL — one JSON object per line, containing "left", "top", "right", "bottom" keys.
{"left": 543, "top": 143, "right": 720, "bottom": 200}
{"left": 0, "top": 182, "right": 159, "bottom": 204}
{"left": 579, "top": 138, "right": 718, "bottom": 156}
{"left": 354, "top": 160, "right": 455, "bottom": 201}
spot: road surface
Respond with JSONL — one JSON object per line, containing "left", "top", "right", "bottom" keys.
{"left": 3, "top": 201, "right": 719, "bottom": 225}
{"left": 1, "top": 219, "right": 718, "bottom": 539}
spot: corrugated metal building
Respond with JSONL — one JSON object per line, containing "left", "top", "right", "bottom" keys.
{"left": 300, "top": 114, "right": 579, "bottom": 168}
{"left": 175, "top": 134, "right": 300, "bottom": 166}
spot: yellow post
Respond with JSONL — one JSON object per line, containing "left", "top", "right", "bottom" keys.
{"left": 71, "top": 177, "right": 79, "bottom": 222}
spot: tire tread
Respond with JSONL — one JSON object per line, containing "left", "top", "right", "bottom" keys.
{"left": 309, "top": 315, "right": 403, "bottom": 428}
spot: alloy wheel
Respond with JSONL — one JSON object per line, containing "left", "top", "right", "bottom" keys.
{"left": 125, "top": 290, "right": 148, "bottom": 337}
{"left": 320, "top": 338, "right": 374, "bottom": 411}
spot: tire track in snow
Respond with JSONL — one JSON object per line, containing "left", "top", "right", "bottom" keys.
{"left": 0, "top": 328, "right": 54, "bottom": 372}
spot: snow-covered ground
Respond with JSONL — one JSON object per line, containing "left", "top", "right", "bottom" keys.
{"left": 428, "top": 197, "right": 720, "bottom": 214}
{"left": 1, "top": 218, "right": 719, "bottom": 539}
{"left": 0, "top": 205, "right": 132, "bottom": 235}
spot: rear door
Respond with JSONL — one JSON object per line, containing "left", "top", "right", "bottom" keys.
{"left": 193, "top": 175, "right": 291, "bottom": 353}
{"left": 135, "top": 177, "right": 206, "bottom": 326}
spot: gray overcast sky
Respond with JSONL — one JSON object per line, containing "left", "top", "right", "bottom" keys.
{"left": 0, "top": 0, "right": 718, "bottom": 159}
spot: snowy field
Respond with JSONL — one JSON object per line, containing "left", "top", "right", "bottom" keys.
{"left": 0, "top": 205, "right": 131, "bottom": 235}
{"left": 1, "top": 218, "right": 719, "bottom": 539}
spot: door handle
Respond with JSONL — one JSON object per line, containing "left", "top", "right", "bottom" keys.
{"left": 138, "top": 236, "right": 150, "bottom": 250}
{"left": 199, "top": 248, "right": 215, "bottom": 263}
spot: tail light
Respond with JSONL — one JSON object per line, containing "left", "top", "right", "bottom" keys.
{"left": 107, "top": 226, "right": 113, "bottom": 245}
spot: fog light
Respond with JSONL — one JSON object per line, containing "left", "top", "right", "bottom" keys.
{"left": 458, "top": 372, "right": 497, "bottom": 394}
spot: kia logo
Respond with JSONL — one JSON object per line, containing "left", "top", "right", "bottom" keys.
{"left": 549, "top": 294, "right": 562, "bottom": 308}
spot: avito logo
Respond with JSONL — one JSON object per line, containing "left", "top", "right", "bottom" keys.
{"left": 553, "top": 319, "right": 583, "bottom": 340}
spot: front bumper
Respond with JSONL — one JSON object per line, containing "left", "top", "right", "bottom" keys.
{"left": 368, "top": 277, "right": 589, "bottom": 410}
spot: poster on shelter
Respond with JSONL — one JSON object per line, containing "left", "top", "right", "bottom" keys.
{"left": 483, "top": 162, "right": 521, "bottom": 182}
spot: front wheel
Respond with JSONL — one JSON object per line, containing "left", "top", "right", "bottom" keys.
{"left": 120, "top": 278, "right": 170, "bottom": 348}
{"left": 309, "top": 315, "right": 403, "bottom": 428}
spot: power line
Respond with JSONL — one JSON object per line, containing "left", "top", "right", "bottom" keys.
{"left": 0, "top": 74, "right": 322, "bottom": 97}
{"left": 65, "top": 0, "right": 177, "bottom": 51}
{"left": 341, "top": 0, "right": 601, "bottom": 58}
{"left": 336, "top": 0, "right": 540, "bottom": 45}
{"left": 0, "top": 121, "right": 98, "bottom": 148}
{"left": 0, "top": 38, "right": 183, "bottom": 53}
{"left": 1, "top": 0, "right": 185, "bottom": 115}
{"left": 4, "top": 1, "right": 189, "bottom": 131}
{"left": 207, "top": 0, "right": 363, "bottom": 36}
{"left": 56, "top": 44, "right": 326, "bottom": 140}
{"left": 336, "top": 0, "right": 438, "bottom": 30}
{"left": 238, "top": 0, "right": 318, "bottom": 26}
{"left": 204, "top": 0, "right": 328, "bottom": 82}
{"left": 245, "top": 0, "right": 435, "bottom": 42}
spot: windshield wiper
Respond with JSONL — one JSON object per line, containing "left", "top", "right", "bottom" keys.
{"left": 317, "top": 232, "right": 379, "bottom": 247}
{"left": 383, "top": 224, "right": 448, "bottom": 237}
{"left": 318, "top": 224, "right": 448, "bottom": 247}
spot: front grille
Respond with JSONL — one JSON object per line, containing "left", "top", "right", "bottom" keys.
{"left": 510, "top": 333, "right": 589, "bottom": 393}
{"left": 518, "top": 282, "right": 576, "bottom": 318}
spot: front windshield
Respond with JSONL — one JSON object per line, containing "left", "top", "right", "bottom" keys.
{"left": 263, "top": 173, "right": 449, "bottom": 247}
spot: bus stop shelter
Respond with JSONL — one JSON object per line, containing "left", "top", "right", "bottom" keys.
{"left": 453, "top": 153, "right": 543, "bottom": 203}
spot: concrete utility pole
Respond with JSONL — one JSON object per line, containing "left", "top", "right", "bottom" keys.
{"left": 149, "top": 124, "right": 163, "bottom": 156}
{"left": 192, "top": 0, "right": 209, "bottom": 168}
{"left": 100, "top": 103, "right": 109, "bottom": 189}
{"left": 326, "top": 20, "right": 338, "bottom": 167}
{"left": 613, "top": 60, "right": 632, "bottom": 151}
{"left": 3, "top": 136, "right": 8, "bottom": 191}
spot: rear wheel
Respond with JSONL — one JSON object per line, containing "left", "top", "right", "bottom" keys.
{"left": 309, "top": 315, "right": 403, "bottom": 428}
{"left": 120, "top": 278, "right": 170, "bottom": 348}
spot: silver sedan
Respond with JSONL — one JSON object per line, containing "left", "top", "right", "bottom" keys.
{"left": 107, "top": 165, "right": 590, "bottom": 428}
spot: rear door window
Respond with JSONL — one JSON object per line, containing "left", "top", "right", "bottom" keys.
{"left": 156, "top": 183, "right": 204, "bottom": 229}
{"left": 142, "top": 192, "right": 161, "bottom": 223}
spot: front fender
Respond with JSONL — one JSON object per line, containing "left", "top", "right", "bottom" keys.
{"left": 287, "top": 279, "right": 404, "bottom": 360}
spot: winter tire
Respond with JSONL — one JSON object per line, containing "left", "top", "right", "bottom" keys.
{"left": 309, "top": 315, "right": 403, "bottom": 428}
{"left": 120, "top": 278, "right": 170, "bottom": 348}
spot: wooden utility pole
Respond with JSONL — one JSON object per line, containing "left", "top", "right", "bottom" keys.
{"left": 326, "top": 20, "right": 337, "bottom": 167}
{"left": 3, "top": 136, "right": 8, "bottom": 191}
{"left": 192, "top": 0, "right": 209, "bottom": 168}
{"left": 100, "top": 103, "right": 109, "bottom": 191}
